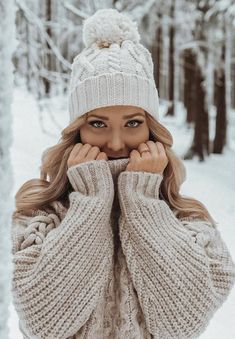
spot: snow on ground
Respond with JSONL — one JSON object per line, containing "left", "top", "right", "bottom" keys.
{"left": 8, "top": 86, "right": 235, "bottom": 338}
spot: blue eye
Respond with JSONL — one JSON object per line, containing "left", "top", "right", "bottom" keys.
{"left": 88, "top": 120, "right": 144, "bottom": 129}
{"left": 88, "top": 120, "right": 105, "bottom": 128}
{"left": 127, "top": 120, "right": 143, "bottom": 128}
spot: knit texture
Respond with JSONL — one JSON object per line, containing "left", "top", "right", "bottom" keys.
{"left": 11, "top": 158, "right": 235, "bottom": 339}
{"left": 68, "top": 9, "right": 159, "bottom": 123}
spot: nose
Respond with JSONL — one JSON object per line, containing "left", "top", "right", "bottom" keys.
{"left": 106, "top": 133, "right": 125, "bottom": 152}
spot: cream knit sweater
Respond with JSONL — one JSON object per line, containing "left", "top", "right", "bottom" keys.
{"left": 11, "top": 158, "right": 235, "bottom": 339}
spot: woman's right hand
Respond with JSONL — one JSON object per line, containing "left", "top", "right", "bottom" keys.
{"left": 67, "top": 143, "right": 108, "bottom": 169}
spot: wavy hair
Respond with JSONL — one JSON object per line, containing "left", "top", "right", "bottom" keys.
{"left": 12, "top": 111, "right": 216, "bottom": 226}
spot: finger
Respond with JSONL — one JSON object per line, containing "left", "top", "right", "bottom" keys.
{"left": 156, "top": 142, "right": 166, "bottom": 156}
{"left": 146, "top": 140, "right": 159, "bottom": 156}
{"left": 70, "top": 142, "right": 83, "bottom": 155}
{"left": 138, "top": 142, "right": 150, "bottom": 153}
{"left": 141, "top": 150, "right": 152, "bottom": 159}
{"left": 130, "top": 149, "right": 141, "bottom": 159}
{"left": 77, "top": 143, "right": 93, "bottom": 158}
{"left": 69, "top": 143, "right": 83, "bottom": 159}
{"left": 85, "top": 146, "right": 101, "bottom": 160}
{"left": 96, "top": 152, "right": 108, "bottom": 160}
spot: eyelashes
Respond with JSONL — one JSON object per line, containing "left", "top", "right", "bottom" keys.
{"left": 88, "top": 120, "right": 144, "bottom": 129}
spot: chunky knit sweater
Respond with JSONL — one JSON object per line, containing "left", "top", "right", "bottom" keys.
{"left": 11, "top": 158, "right": 235, "bottom": 339}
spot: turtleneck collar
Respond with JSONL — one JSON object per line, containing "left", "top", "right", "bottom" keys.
{"left": 106, "top": 158, "right": 130, "bottom": 183}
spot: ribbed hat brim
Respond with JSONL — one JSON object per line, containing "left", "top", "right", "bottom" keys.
{"left": 69, "top": 72, "right": 159, "bottom": 123}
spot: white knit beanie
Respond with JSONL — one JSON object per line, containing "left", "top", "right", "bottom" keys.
{"left": 68, "top": 8, "right": 159, "bottom": 123}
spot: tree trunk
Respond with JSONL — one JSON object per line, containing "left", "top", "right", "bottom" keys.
{"left": 151, "top": 20, "right": 162, "bottom": 93}
{"left": 183, "top": 49, "right": 196, "bottom": 123}
{"left": 184, "top": 0, "right": 210, "bottom": 161}
{"left": 43, "top": 0, "right": 52, "bottom": 95}
{"left": 26, "top": 19, "right": 31, "bottom": 92}
{"left": 194, "top": 65, "right": 210, "bottom": 159}
{"left": 213, "top": 44, "right": 226, "bottom": 153}
{"left": 0, "top": 1, "right": 15, "bottom": 338}
{"left": 184, "top": 63, "right": 209, "bottom": 161}
{"left": 166, "top": 0, "right": 175, "bottom": 116}
{"left": 232, "top": 62, "right": 235, "bottom": 109}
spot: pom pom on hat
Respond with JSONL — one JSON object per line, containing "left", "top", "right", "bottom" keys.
{"left": 82, "top": 8, "right": 140, "bottom": 48}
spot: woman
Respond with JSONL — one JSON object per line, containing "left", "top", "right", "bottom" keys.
{"left": 11, "top": 8, "right": 235, "bottom": 339}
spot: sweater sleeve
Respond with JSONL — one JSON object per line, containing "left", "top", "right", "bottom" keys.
{"left": 11, "top": 160, "right": 114, "bottom": 339}
{"left": 117, "top": 170, "right": 235, "bottom": 339}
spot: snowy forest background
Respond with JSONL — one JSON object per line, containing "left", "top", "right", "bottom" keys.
{"left": 1, "top": 0, "right": 235, "bottom": 338}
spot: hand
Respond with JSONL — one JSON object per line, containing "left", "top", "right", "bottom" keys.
{"left": 125, "top": 141, "right": 168, "bottom": 175}
{"left": 67, "top": 143, "right": 108, "bottom": 169}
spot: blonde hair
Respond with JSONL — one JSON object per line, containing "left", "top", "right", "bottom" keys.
{"left": 13, "top": 111, "right": 216, "bottom": 226}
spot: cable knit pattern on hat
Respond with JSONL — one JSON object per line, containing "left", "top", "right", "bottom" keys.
{"left": 68, "top": 9, "right": 159, "bottom": 123}
{"left": 11, "top": 158, "right": 235, "bottom": 339}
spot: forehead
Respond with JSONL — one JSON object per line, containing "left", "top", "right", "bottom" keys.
{"left": 88, "top": 105, "right": 145, "bottom": 117}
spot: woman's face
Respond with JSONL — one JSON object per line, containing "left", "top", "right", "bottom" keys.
{"left": 79, "top": 105, "right": 150, "bottom": 159}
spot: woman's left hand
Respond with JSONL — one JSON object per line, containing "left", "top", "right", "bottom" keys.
{"left": 125, "top": 141, "right": 168, "bottom": 175}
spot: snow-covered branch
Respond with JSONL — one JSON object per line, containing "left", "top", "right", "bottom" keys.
{"left": 124, "top": 0, "right": 157, "bottom": 22}
{"left": 62, "top": 1, "right": 89, "bottom": 19}
{"left": 16, "top": 0, "right": 72, "bottom": 70}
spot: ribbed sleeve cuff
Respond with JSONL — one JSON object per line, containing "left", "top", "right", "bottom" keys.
{"left": 67, "top": 159, "right": 113, "bottom": 198}
{"left": 118, "top": 171, "right": 163, "bottom": 199}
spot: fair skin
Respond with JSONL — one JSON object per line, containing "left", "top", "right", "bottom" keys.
{"left": 67, "top": 105, "right": 168, "bottom": 175}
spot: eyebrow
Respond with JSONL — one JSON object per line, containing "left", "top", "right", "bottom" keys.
{"left": 87, "top": 112, "right": 145, "bottom": 120}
